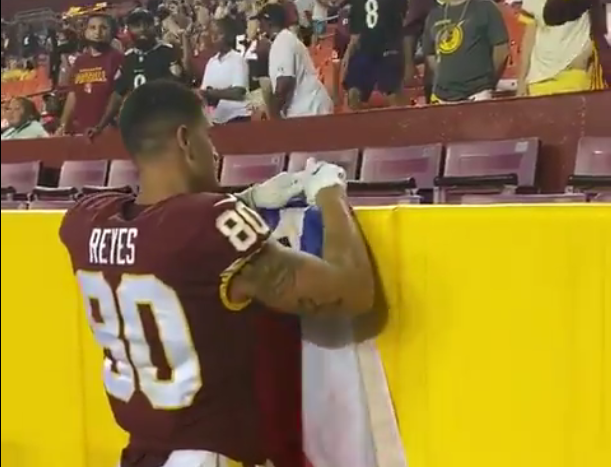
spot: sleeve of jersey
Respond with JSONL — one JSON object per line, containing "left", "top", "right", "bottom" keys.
{"left": 209, "top": 195, "right": 272, "bottom": 311}
{"left": 348, "top": 4, "right": 364, "bottom": 35}
{"left": 113, "top": 62, "right": 130, "bottom": 96}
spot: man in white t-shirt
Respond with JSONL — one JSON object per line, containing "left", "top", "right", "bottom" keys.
{"left": 201, "top": 18, "right": 252, "bottom": 124}
{"left": 311, "top": 0, "right": 330, "bottom": 44}
{"left": 255, "top": 3, "right": 333, "bottom": 118}
{"left": 518, "top": 0, "right": 592, "bottom": 96}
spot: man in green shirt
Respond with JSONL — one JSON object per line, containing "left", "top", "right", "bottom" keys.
{"left": 423, "top": 0, "right": 510, "bottom": 103}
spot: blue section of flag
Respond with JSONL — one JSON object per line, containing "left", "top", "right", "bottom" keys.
{"left": 259, "top": 205, "right": 323, "bottom": 257}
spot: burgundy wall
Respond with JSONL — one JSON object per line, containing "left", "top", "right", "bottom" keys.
{"left": 2, "top": 91, "right": 609, "bottom": 192}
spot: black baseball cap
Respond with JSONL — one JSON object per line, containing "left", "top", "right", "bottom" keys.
{"left": 252, "top": 3, "right": 286, "bottom": 26}
{"left": 126, "top": 8, "right": 155, "bottom": 26}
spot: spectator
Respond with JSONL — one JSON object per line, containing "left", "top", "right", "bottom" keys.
{"left": 89, "top": 8, "right": 188, "bottom": 139}
{"left": 1, "top": 102, "right": 9, "bottom": 131}
{"left": 21, "top": 25, "right": 39, "bottom": 63}
{"left": 403, "top": 0, "right": 437, "bottom": 103}
{"left": 312, "top": 0, "right": 330, "bottom": 45}
{"left": 45, "top": 27, "right": 60, "bottom": 86}
{"left": 342, "top": 0, "right": 409, "bottom": 110}
{"left": 256, "top": 3, "right": 333, "bottom": 118}
{"left": 168, "top": 0, "right": 193, "bottom": 29}
{"left": 1, "top": 27, "right": 7, "bottom": 70}
{"left": 55, "top": 27, "right": 80, "bottom": 88}
{"left": 231, "top": 14, "right": 273, "bottom": 118}
{"left": 279, "top": 0, "right": 303, "bottom": 37}
{"left": 423, "top": 0, "right": 510, "bottom": 103}
{"left": 215, "top": 0, "right": 232, "bottom": 19}
{"left": 201, "top": 17, "right": 252, "bottom": 123}
{"left": 543, "top": 0, "right": 610, "bottom": 88}
{"left": 1, "top": 97, "right": 49, "bottom": 140}
{"left": 195, "top": 0, "right": 212, "bottom": 26}
{"left": 41, "top": 93, "right": 63, "bottom": 134}
{"left": 518, "top": 0, "right": 592, "bottom": 96}
{"left": 57, "top": 14, "right": 125, "bottom": 135}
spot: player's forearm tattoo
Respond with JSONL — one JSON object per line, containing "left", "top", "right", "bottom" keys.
{"left": 240, "top": 249, "right": 345, "bottom": 315}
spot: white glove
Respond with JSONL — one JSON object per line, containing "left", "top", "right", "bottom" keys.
{"left": 239, "top": 171, "right": 304, "bottom": 209}
{"left": 302, "top": 157, "right": 347, "bottom": 205}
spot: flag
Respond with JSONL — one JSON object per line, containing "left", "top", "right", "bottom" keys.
{"left": 258, "top": 205, "right": 407, "bottom": 467}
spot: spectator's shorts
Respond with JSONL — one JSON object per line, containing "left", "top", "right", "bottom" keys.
{"left": 342, "top": 46, "right": 404, "bottom": 100}
{"left": 312, "top": 20, "right": 327, "bottom": 36}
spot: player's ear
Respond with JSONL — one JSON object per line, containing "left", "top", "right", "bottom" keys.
{"left": 176, "top": 124, "right": 191, "bottom": 156}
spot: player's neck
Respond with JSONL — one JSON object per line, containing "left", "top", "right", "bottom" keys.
{"left": 136, "top": 179, "right": 221, "bottom": 205}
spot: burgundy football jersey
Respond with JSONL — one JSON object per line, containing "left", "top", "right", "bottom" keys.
{"left": 59, "top": 191, "right": 271, "bottom": 464}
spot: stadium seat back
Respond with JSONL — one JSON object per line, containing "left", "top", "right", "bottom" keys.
{"left": 567, "top": 137, "right": 611, "bottom": 195}
{"left": 220, "top": 153, "right": 287, "bottom": 187}
{"left": 1, "top": 200, "right": 28, "bottom": 210}
{"left": 574, "top": 137, "right": 611, "bottom": 176}
{"left": 108, "top": 160, "right": 139, "bottom": 190}
{"left": 59, "top": 160, "right": 109, "bottom": 188}
{"left": 460, "top": 193, "right": 587, "bottom": 204}
{"left": 349, "top": 195, "right": 421, "bottom": 206}
{"left": 1, "top": 161, "right": 42, "bottom": 195}
{"left": 436, "top": 138, "right": 539, "bottom": 203}
{"left": 445, "top": 138, "right": 538, "bottom": 183}
{"left": 29, "top": 199, "right": 77, "bottom": 210}
{"left": 592, "top": 193, "right": 611, "bottom": 202}
{"left": 361, "top": 144, "right": 443, "bottom": 189}
{"left": 288, "top": 149, "right": 360, "bottom": 179}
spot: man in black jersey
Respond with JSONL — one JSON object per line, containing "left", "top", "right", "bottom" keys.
{"left": 236, "top": 18, "right": 272, "bottom": 116}
{"left": 342, "top": 0, "right": 408, "bottom": 109}
{"left": 235, "top": 22, "right": 270, "bottom": 94}
{"left": 88, "top": 8, "right": 186, "bottom": 139}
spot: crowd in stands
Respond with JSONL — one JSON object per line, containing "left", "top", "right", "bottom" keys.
{"left": 1, "top": 0, "right": 609, "bottom": 140}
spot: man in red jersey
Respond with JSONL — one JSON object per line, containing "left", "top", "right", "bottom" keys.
{"left": 57, "top": 14, "right": 124, "bottom": 135}
{"left": 59, "top": 79, "right": 375, "bottom": 467}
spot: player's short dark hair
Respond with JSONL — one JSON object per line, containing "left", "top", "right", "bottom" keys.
{"left": 118, "top": 80, "right": 205, "bottom": 158}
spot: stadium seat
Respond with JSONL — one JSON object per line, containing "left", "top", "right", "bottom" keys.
{"left": 349, "top": 195, "right": 421, "bottom": 206}
{"left": 592, "top": 193, "right": 611, "bottom": 202}
{"left": 567, "top": 136, "right": 611, "bottom": 196}
{"left": 288, "top": 149, "right": 360, "bottom": 179}
{"left": 30, "top": 186, "right": 78, "bottom": 200}
{"left": 360, "top": 144, "right": 443, "bottom": 190}
{"left": 81, "top": 185, "right": 134, "bottom": 196}
{"left": 435, "top": 137, "right": 539, "bottom": 203}
{"left": 1, "top": 161, "right": 42, "bottom": 197}
{"left": 0, "top": 200, "right": 27, "bottom": 210}
{"left": 460, "top": 193, "right": 587, "bottom": 204}
{"left": 220, "top": 153, "right": 287, "bottom": 189}
{"left": 108, "top": 160, "right": 139, "bottom": 190}
{"left": 58, "top": 160, "right": 109, "bottom": 188}
{"left": 29, "top": 160, "right": 110, "bottom": 200}
{"left": 29, "top": 199, "right": 77, "bottom": 210}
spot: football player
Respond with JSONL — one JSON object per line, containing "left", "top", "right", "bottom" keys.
{"left": 60, "top": 80, "right": 374, "bottom": 467}
{"left": 342, "top": 0, "right": 408, "bottom": 109}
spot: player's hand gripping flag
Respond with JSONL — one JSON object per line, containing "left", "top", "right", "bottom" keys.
{"left": 302, "top": 157, "right": 347, "bottom": 205}
{"left": 238, "top": 157, "right": 347, "bottom": 209}
{"left": 239, "top": 171, "right": 305, "bottom": 209}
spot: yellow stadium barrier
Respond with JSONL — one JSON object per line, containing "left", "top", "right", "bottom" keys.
{"left": 1, "top": 205, "right": 610, "bottom": 467}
